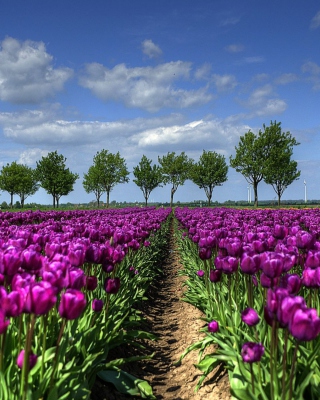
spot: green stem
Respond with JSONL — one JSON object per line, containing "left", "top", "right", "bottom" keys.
{"left": 250, "top": 363, "right": 255, "bottom": 395}
{"left": 0, "top": 329, "right": 6, "bottom": 372}
{"left": 40, "top": 315, "right": 48, "bottom": 381}
{"left": 50, "top": 319, "right": 67, "bottom": 388}
{"left": 288, "top": 341, "right": 299, "bottom": 400}
{"left": 281, "top": 330, "right": 288, "bottom": 400}
{"left": 20, "top": 314, "right": 36, "bottom": 400}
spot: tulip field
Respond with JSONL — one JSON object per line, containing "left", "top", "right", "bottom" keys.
{"left": 1, "top": 206, "right": 320, "bottom": 399}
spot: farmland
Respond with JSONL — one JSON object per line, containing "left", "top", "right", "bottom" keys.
{"left": 0, "top": 206, "right": 320, "bottom": 399}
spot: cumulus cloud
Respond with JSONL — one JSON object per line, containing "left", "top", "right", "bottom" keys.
{"left": 310, "top": 11, "right": 320, "bottom": 29}
{"left": 0, "top": 108, "right": 184, "bottom": 146}
{"left": 131, "top": 118, "right": 250, "bottom": 152}
{"left": 18, "top": 148, "right": 49, "bottom": 166}
{"left": 275, "top": 73, "right": 298, "bottom": 85}
{"left": 0, "top": 37, "right": 73, "bottom": 104}
{"left": 225, "top": 44, "right": 244, "bottom": 53}
{"left": 194, "top": 63, "right": 211, "bottom": 80}
{"left": 212, "top": 74, "right": 237, "bottom": 91}
{"left": 243, "top": 56, "right": 264, "bottom": 64}
{"left": 142, "top": 39, "right": 162, "bottom": 58}
{"left": 242, "top": 84, "right": 287, "bottom": 116}
{"left": 79, "top": 61, "right": 212, "bottom": 112}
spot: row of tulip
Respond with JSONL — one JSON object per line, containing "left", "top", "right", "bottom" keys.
{"left": 0, "top": 206, "right": 171, "bottom": 399}
{"left": 175, "top": 207, "right": 320, "bottom": 400}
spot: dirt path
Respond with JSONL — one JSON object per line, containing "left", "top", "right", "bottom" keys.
{"left": 91, "top": 227, "right": 231, "bottom": 400}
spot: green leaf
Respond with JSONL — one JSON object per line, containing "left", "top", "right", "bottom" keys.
{"left": 98, "top": 369, "right": 156, "bottom": 399}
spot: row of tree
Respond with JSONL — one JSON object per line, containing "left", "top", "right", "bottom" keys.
{"left": 0, "top": 121, "right": 300, "bottom": 208}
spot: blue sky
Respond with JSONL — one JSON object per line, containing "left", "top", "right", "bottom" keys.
{"left": 0, "top": 0, "right": 319, "bottom": 205}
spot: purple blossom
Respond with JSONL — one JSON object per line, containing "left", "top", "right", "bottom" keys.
{"left": 58, "top": 289, "right": 86, "bottom": 320}
{"left": 208, "top": 320, "right": 219, "bottom": 333}
{"left": 241, "top": 308, "right": 260, "bottom": 326}
{"left": 92, "top": 299, "right": 103, "bottom": 312}
{"left": 104, "top": 277, "right": 121, "bottom": 294}
{"left": 241, "top": 342, "right": 264, "bottom": 363}
{"left": 289, "top": 307, "right": 320, "bottom": 341}
{"left": 17, "top": 350, "right": 38, "bottom": 370}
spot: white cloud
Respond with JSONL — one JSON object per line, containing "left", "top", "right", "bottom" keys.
{"left": 0, "top": 108, "right": 184, "bottom": 146}
{"left": 275, "top": 73, "right": 298, "bottom": 85}
{"left": 225, "top": 44, "right": 244, "bottom": 53}
{"left": 0, "top": 37, "right": 73, "bottom": 104}
{"left": 243, "top": 56, "right": 264, "bottom": 63}
{"left": 194, "top": 63, "right": 211, "bottom": 80}
{"left": 220, "top": 16, "right": 241, "bottom": 26}
{"left": 212, "top": 74, "right": 237, "bottom": 92}
{"left": 79, "top": 61, "right": 212, "bottom": 112}
{"left": 302, "top": 61, "right": 320, "bottom": 90}
{"left": 131, "top": 118, "right": 251, "bottom": 152}
{"left": 310, "top": 11, "right": 320, "bottom": 29}
{"left": 241, "top": 84, "right": 287, "bottom": 116}
{"left": 18, "top": 148, "right": 49, "bottom": 166}
{"left": 142, "top": 39, "right": 162, "bottom": 59}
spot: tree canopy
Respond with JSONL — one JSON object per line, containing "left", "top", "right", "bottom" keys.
{"left": 158, "top": 152, "right": 193, "bottom": 207}
{"left": 83, "top": 165, "right": 105, "bottom": 208}
{"left": 230, "top": 121, "right": 300, "bottom": 207}
{"left": 262, "top": 122, "right": 300, "bottom": 205}
{"left": 84, "top": 149, "right": 129, "bottom": 208}
{"left": 0, "top": 162, "right": 39, "bottom": 208}
{"left": 133, "top": 155, "right": 162, "bottom": 206}
{"left": 190, "top": 150, "right": 228, "bottom": 205}
{"left": 35, "top": 151, "right": 79, "bottom": 208}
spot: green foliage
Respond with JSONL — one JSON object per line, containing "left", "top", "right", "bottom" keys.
{"left": 84, "top": 150, "right": 129, "bottom": 208}
{"left": 133, "top": 155, "right": 162, "bottom": 206}
{"left": 262, "top": 121, "right": 300, "bottom": 206}
{"left": 230, "top": 131, "right": 265, "bottom": 207}
{"left": 35, "top": 151, "right": 79, "bottom": 208}
{"left": 0, "top": 162, "right": 39, "bottom": 208}
{"left": 158, "top": 151, "right": 193, "bottom": 206}
{"left": 190, "top": 150, "right": 228, "bottom": 205}
{"left": 230, "top": 121, "right": 300, "bottom": 207}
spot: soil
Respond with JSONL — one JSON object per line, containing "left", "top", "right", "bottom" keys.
{"left": 90, "top": 227, "right": 231, "bottom": 400}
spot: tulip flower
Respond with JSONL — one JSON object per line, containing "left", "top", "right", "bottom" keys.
{"left": 17, "top": 350, "right": 37, "bottom": 370}
{"left": 58, "top": 289, "right": 86, "bottom": 320}
{"left": 241, "top": 342, "right": 265, "bottom": 363}
{"left": 241, "top": 308, "right": 260, "bottom": 326}
{"left": 208, "top": 320, "right": 219, "bottom": 333}
{"left": 86, "top": 275, "right": 98, "bottom": 291}
{"left": 197, "top": 270, "right": 205, "bottom": 277}
{"left": 289, "top": 307, "right": 320, "bottom": 341}
{"left": 92, "top": 299, "right": 103, "bottom": 312}
{"left": 104, "top": 277, "right": 121, "bottom": 294}
{"left": 24, "top": 282, "right": 57, "bottom": 316}
{"left": 209, "top": 269, "right": 222, "bottom": 283}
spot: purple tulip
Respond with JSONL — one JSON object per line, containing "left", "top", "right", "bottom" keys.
{"left": 86, "top": 276, "right": 98, "bottom": 291}
{"left": 21, "top": 246, "right": 44, "bottom": 272}
{"left": 241, "top": 308, "right": 260, "bottom": 326}
{"left": 305, "top": 251, "right": 320, "bottom": 269}
{"left": 296, "top": 231, "right": 315, "bottom": 250}
{"left": 68, "top": 267, "right": 86, "bottom": 290}
{"left": 208, "top": 320, "right": 219, "bottom": 333}
{"left": 92, "top": 299, "right": 103, "bottom": 312}
{"left": 197, "top": 270, "right": 205, "bottom": 278}
{"left": 241, "top": 342, "right": 264, "bottom": 363}
{"left": 273, "top": 224, "right": 288, "bottom": 239}
{"left": 0, "top": 309, "right": 10, "bottom": 334}
{"left": 17, "top": 350, "right": 38, "bottom": 370}
{"left": 260, "top": 252, "right": 284, "bottom": 278}
{"left": 104, "top": 277, "right": 121, "bottom": 294}
{"left": 277, "top": 295, "right": 306, "bottom": 327}
{"left": 58, "top": 289, "right": 86, "bottom": 320}
{"left": 24, "top": 282, "right": 57, "bottom": 315}
{"left": 240, "top": 252, "right": 260, "bottom": 275}
{"left": 209, "top": 269, "right": 222, "bottom": 283}
{"left": 143, "top": 240, "right": 150, "bottom": 247}
{"left": 260, "top": 272, "right": 279, "bottom": 288}
{"left": 289, "top": 307, "right": 320, "bottom": 341}
{"left": 280, "top": 274, "right": 301, "bottom": 295}
{"left": 199, "top": 247, "right": 212, "bottom": 260}
{"left": 302, "top": 268, "right": 320, "bottom": 288}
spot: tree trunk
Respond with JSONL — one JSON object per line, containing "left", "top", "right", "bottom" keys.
{"left": 170, "top": 187, "right": 175, "bottom": 208}
{"left": 278, "top": 193, "right": 281, "bottom": 207}
{"left": 145, "top": 197, "right": 148, "bottom": 207}
{"left": 52, "top": 195, "right": 56, "bottom": 208}
{"left": 106, "top": 191, "right": 110, "bottom": 208}
{"left": 56, "top": 197, "right": 59, "bottom": 208}
{"left": 21, "top": 194, "right": 25, "bottom": 208}
{"left": 254, "top": 183, "right": 258, "bottom": 207}
{"left": 97, "top": 198, "right": 100, "bottom": 208}
{"left": 10, "top": 192, "right": 13, "bottom": 208}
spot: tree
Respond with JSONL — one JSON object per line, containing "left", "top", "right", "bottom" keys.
{"left": 230, "top": 121, "right": 300, "bottom": 207}
{"left": 262, "top": 122, "right": 300, "bottom": 206}
{"left": 14, "top": 165, "right": 39, "bottom": 208}
{"left": 35, "top": 151, "right": 79, "bottom": 208}
{"left": 83, "top": 165, "right": 105, "bottom": 208}
{"left": 190, "top": 150, "right": 228, "bottom": 206}
{"left": 85, "top": 150, "right": 129, "bottom": 208}
{"left": 133, "top": 155, "right": 162, "bottom": 206}
{"left": 158, "top": 152, "right": 193, "bottom": 207}
{"left": 0, "top": 162, "right": 39, "bottom": 208}
{"left": 230, "top": 131, "right": 265, "bottom": 207}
